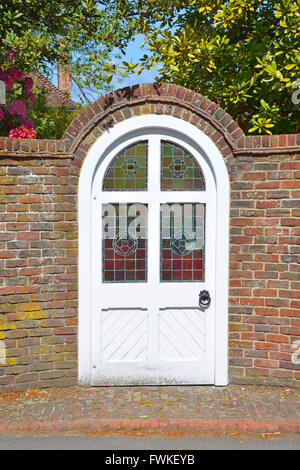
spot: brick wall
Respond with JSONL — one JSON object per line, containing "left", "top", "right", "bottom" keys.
{"left": 0, "top": 83, "right": 299, "bottom": 389}
{"left": 229, "top": 153, "right": 300, "bottom": 385}
{"left": 0, "top": 154, "right": 78, "bottom": 389}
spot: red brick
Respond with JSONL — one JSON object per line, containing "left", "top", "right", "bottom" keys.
{"left": 244, "top": 172, "right": 266, "bottom": 181}
{"left": 279, "top": 289, "right": 300, "bottom": 299}
{"left": 0, "top": 250, "right": 17, "bottom": 259}
{"left": 281, "top": 180, "right": 300, "bottom": 189}
{"left": 0, "top": 286, "right": 15, "bottom": 295}
{"left": 280, "top": 161, "right": 300, "bottom": 170}
{"left": 266, "top": 333, "right": 290, "bottom": 343}
{"left": 269, "top": 352, "right": 292, "bottom": 361}
{"left": 6, "top": 329, "right": 28, "bottom": 339}
{"left": 17, "top": 233, "right": 40, "bottom": 240}
{"left": 254, "top": 359, "right": 278, "bottom": 368}
{"left": 271, "top": 369, "right": 294, "bottom": 379}
{"left": 231, "top": 218, "right": 254, "bottom": 226}
{"left": 256, "top": 200, "right": 280, "bottom": 209}
{"left": 240, "top": 297, "right": 265, "bottom": 306}
{"left": 255, "top": 181, "right": 279, "bottom": 189}
{"left": 280, "top": 308, "right": 300, "bottom": 317}
{"left": 255, "top": 307, "right": 278, "bottom": 316}
{"left": 255, "top": 218, "right": 279, "bottom": 226}
{"left": 15, "top": 286, "right": 39, "bottom": 294}
{"left": 253, "top": 288, "right": 277, "bottom": 298}
{"left": 241, "top": 333, "right": 264, "bottom": 341}
{"left": 279, "top": 134, "right": 287, "bottom": 146}
{"left": 255, "top": 342, "right": 279, "bottom": 351}
{"left": 54, "top": 327, "right": 77, "bottom": 335}
{"left": 281, "top": 218, "right": 299, "bottom": 226}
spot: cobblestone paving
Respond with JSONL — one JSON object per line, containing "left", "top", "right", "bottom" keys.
{"left": 0, "top": 385, "right": 299, "bottom": 426}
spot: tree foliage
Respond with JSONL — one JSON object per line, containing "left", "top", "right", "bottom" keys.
{"left": 26, "top": 88, "right": 82, "bottom": 139}
{"left": 0, "top": 0, "right": 134, "bottom": 96}
{"left": 114, "top": 0, "right": 300, "bottom": 134}
{"left": 1, "top": 1, "right": 299, "bottom": 134}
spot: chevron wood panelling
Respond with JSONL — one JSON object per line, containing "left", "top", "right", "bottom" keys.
{"left": 158, "top": 308, "right": 205, "bottom": 360}
{"left": 101, "top": 309, "right": 148, "bottom": 362}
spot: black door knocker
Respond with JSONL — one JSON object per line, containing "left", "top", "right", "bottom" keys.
{"left": 199, "top": 290, "right": 211, "bottom": 310}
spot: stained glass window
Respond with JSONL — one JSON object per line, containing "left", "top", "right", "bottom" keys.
{"left": 102, "top": 203, "right": 147, "bottom": 282}
{"left": 160, "top": 203, "right": 205, "bottom": 282}
{"left": 161, "top": 141, "right": 205, "bottom": 191}
{"left": 103, "top": 141, "right": 148, "bottom": 191}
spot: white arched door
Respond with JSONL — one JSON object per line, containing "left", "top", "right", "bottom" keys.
{"left": 78, "top": 115, "right": 229, "bottom": 386}
{"left": 91, "top": 130, "right": 216, "bottom": 385}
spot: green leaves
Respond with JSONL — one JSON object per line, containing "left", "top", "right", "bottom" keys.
{"left": 2, "top": 0, "right": 299, "bottom": 130}
{"left": 0, "top": 1, "right": 139, "bottom": 98}
{"left": 249, "top": 118, "right": 275, "bottom": 134}
{"left": 114, "top": 0, "right": 300, "bottom": 134}
{"left": 26, "top": 87, "right": 82, "bottom": 138}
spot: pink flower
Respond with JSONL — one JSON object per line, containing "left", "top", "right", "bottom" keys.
{"left": 6, "top": 51, "right": 16, "bottom": 62}
{"left": 24, "top": 76, "right": 33, "bottom": 91}
{"left": 0, "top": 71, "right": 14, "bottom": 91}
{"left": 8, "top": 99, "right": 26, "bottom": 119}
{"left": 9, "top": 124, "right": 36, "bottom": 139}
{"left": 4, "top": 75, "right": 14, "bottom": 90}
{"left": 0, "top": 67, "right": 24, "bottom": 92}
{"left": 27, "top": 91, "right": 34, "bottom": 105}
{"left": 7, "top": 67, "right": 23, "bottom": 80}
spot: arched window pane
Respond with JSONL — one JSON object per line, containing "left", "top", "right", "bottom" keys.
{"left": 103, "top": 141, "right": 148, "bottom": 191}
{"left": 161, "top": 141, "right": 205, "bottom": 191}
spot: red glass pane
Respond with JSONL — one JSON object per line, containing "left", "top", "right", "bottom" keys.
{"left": 102, "top": 203, "right": 147, "bottom": 283}
{"left": 160, "top": 203, "right": 205, "bottom": 282}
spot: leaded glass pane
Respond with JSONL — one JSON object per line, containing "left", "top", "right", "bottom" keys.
{"left": 102, "top": 203, "right": 147, "bottom": 282}
{"left": 103, "top": 141, "right": 148, "bottom": 191}
{"left": 161, "top": 141, "right": 205, "bottom": 191}
{"left": 160, "top": 203, "right": 205, "bottom": 282}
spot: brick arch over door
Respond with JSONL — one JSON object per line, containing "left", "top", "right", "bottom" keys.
{"left": 64, "top": 83, "right": 241, "bottom": 177}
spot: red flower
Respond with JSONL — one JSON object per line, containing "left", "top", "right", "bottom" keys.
{"left": 9, "top": 124, "right": 36, "bottom": 139}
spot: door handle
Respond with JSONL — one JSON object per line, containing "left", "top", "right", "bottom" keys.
{"left": 199, "top": 290, "right": 211, "bottom": 310}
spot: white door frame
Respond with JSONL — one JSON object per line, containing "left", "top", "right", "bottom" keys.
{"left": 78, "top": 114, "right": 230, "bottom": 386}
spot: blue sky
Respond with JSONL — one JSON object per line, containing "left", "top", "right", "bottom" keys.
{"left": 110, "top": 34, "right": 160, "bottom": 88}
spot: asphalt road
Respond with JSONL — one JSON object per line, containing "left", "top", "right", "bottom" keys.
{"left": 0, "top": 435, "right": 299, "bottom": 450}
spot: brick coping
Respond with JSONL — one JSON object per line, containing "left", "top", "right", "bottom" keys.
{"left": 0, "top": 417, "right": 299, "bottom": 435}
